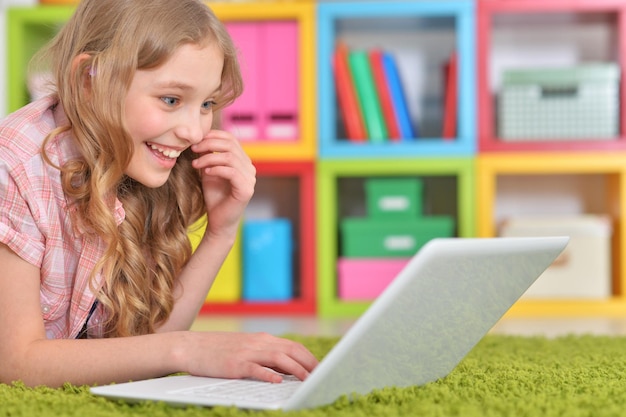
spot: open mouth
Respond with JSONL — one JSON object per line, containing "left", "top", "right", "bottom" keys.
{"left": 147, "top": 143, "right": 182, "bottom": 159}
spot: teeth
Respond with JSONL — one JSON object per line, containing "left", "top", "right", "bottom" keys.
{"left": 150, "top": 144, "right": 182, "bottom": 158}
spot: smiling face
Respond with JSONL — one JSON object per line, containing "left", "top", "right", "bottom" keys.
{"left": 123, "top": 42, "right": 224, "bottom": 188}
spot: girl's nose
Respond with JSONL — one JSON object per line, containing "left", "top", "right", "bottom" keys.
{"left": 176, "top": 110, "right": 209, "bottom": 144}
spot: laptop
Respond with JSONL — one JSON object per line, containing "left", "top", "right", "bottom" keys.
{"left": 91, "top": 236, "right": 568, "bottom": 410}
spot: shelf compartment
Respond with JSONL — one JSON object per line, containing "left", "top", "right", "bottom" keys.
{"left": 214, "top": 2, "right": 317, "bottom": 161}
{"left": 201, "top": 160, "right": 316, "bottom": 315}
{"left": 317, "top": 1, "right": 476, "bottom": 158}
{"left": 476, "top": 152, "right": 626, "bottom": 316}
{"left": 477, "top": 0, "right": 626, "bottom": 152}
{"left": 317, "top": 157, "right": 475, "bottom": 317}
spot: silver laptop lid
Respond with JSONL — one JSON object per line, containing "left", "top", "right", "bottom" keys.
{"left": 285, "top": 236, "right": 568, "bottom": 410}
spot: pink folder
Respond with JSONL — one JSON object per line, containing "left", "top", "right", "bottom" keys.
{"left": 338, "top": 258, "right": 410, "bottom": 300}
{"left": 261, "top": 21, "right": 299, "bottom": 141}
{"left": 222, "top": 22, "right": 261, "bottom": 141}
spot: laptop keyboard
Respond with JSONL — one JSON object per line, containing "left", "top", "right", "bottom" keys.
{"left": 170, "top": 375, "right": 301, "bottom": 404}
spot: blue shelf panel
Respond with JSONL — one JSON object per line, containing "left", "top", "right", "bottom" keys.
{"left": 319, "top": 139, "right": 474, "bottom": 159}
{"left": 317, "top": 1, "right": 476, "bottom": 159}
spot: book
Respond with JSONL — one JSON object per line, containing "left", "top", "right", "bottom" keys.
{"left": 368, "top": 49, "right": 401, "bottom": 141}
{"left": 332, "top": 42, "right": 367, "bottom": 141}
{"left": 381, "top": 52, "right": 415, "bottom": 140}
{"left": 442, "top": 51, "right": 458, "bottom": 140}
{"left": 349, "top": 49, "right": 388, "bottom": 142}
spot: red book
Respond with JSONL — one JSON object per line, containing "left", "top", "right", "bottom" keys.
{"left": 333, "top": 42, "right": 367, "bottom": 142}
{"left": 442, "top": 51, "right": 458, "bottom": 140}
{"left": 368, "top": 49, "right": 401, "bottom": 141}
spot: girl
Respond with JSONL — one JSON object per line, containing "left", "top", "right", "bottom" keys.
{"left": 0, "top": 0, "right": 317, "bottom": 387}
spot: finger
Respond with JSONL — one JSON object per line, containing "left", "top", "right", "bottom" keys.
{"left": 247, "top": 366, "right": 284, "bottom": 384}
{"left": 257, "top": 344, "right": 318, "bottom": 381}
{"left": 192, "top": 145, "right": 255, "bottom": 177}
{"left": 263, "top": 353, "right": 313, "bottom": 382}
{"left": 201, "top": 167, "right": 254, "bottom": 201}
{"left": 197, "top": 156, "right": 254, "bottom": 184}
{"left": 192, "top": 139, "right": 241, "bottom": 156}
{"left": 191, "top": 130, "right": 241, "bottom": 154}
{"left": 276, "top": 342, "right": 318, "bottom": 376}
{"left": 235, "top": 351, "right": 301, "bottom": 383}
{"left": 193, "top": 150, "right": 252, "bottom": 173}
{"left": 291, "top": 341, "right": 319, "bottom": 372}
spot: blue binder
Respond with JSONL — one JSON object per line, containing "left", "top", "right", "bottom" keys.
{"left": 381, "top": 52, "right": 416, "bottom": 140}
{"left": 242, "top": 218, "right": 293, "bottom": 301}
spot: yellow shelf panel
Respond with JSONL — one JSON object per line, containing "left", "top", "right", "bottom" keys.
{"left": 477, "top": 152, "right": 626, "bottom": 174}
{"left": 505, "top": 298, "right": 626, "bottom": 318}
{"left": 211, "top": 2, "right": 314, "bottom": 20}
{"left": 243, "top": 141, "right": 315, "bottom": 161}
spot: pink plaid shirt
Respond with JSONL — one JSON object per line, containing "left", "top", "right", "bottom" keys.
{"left": 0, "top": 96, "right": 125, "bottom": 339}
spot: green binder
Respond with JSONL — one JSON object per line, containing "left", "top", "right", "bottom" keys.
{"left": 348, "top": 50, "right": 388, "bottom": 142}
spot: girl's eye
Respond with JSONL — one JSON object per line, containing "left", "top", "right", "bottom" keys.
{"left": 202, "top": 100, "right": 216, "bottom": 111}
{"left": 161, "top": 97, "right": 178, "bottom": 106}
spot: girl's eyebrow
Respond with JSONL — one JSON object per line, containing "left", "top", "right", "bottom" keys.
{"left": 154, "top": 81, "right": 221, "bottom": 98}
{"left": 154, "top": 81, "right": 193, "bottom": 91}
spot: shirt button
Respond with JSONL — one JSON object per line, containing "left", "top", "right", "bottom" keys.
{"left": 41, "top": 304, "right": 51, "bottom": 314}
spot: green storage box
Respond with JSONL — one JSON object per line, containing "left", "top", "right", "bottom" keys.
{"left": 340, "top": 216, "right": 455, "bottom": 257}
{"left": 499, "top": 63, "right": 620, "bottom": 140}
{"left": 365, "top": 177, "right": 423, "bottom": 219}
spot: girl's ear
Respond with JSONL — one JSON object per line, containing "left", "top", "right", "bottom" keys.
{"left": 71, "top": 53, "right": 94, "bottom": 93}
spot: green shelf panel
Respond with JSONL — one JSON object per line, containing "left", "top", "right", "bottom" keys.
{"left": 7, "top": 6, "right": 75, "bottom": 113}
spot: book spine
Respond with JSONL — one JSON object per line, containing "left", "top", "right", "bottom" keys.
{"left": 333, "top": 42, "right": 367, "bottom": 141}
{"left": 381, "top": 52, "right": 415, "bottom": 140}
{"left": 369, "top": 49, "right": 401, "bottom": 141}
{"left": 349, "top": 49, "right": 388, "bottom": 142}
{"left": 442, "top": 51, "right": 458, "bottom": 140}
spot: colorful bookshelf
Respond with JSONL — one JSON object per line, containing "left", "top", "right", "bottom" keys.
{"left": 317, "top": 1, "right": 476, "bottom": 158}
{"left": 10, "top": 1, "right": 626, "bottom": 320}
{"left": 317, "top": 158, "right": 475, "bottom": 317}
{"left": 476, "top": 153, "right": 626, "bottom": 316}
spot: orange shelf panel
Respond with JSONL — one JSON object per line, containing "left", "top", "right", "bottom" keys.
{"left": 477, "top": 152, "right": 626, "bottom": 316}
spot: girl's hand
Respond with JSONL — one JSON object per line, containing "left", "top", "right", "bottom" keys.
{"left": 178, "top": 332, "right": 319, "bottom": 383}
{"left": 190, "top": 130, "right": 256, "bottom": 240}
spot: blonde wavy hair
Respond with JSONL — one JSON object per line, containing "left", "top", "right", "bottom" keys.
{"left": 32, "top": 0, "right": 243, "bottom": 337}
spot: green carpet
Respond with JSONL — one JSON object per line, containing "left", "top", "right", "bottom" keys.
{"left": 2, "top": 334, "right": 626, "bottom": 416}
